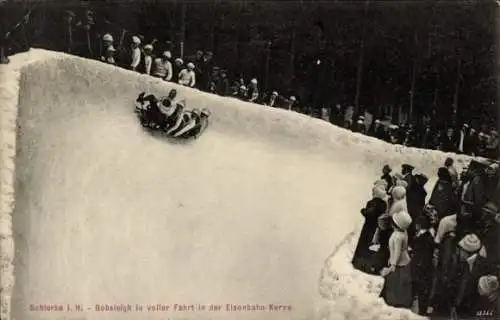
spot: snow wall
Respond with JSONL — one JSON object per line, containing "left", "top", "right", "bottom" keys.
{"left": 0, "top": 49, "right": 475, "bottom": 320}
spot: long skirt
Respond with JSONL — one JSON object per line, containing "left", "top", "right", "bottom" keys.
{"left": 380, "top": 263, "right": 413, "bottom": 308}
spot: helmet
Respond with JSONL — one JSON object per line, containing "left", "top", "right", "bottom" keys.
{"left": 192, "top": 108, "right": 201, "bottom": 115}
{"left": 168, "top": 89, "right": 177, "bottom": 99}
{"left": 102, "top": 33, "right": 113, "bottom": 42}
{"left": 177, "top": 100, "right": 186, "bottom": 108}
{"left": 201, "top": 108, "right": 211, "bottom": 117}
{"left": 187, "top": 62, "right": 195, "bottom": 69}
{"left": 163, "top": 51, "right": 172, "bottom": 59}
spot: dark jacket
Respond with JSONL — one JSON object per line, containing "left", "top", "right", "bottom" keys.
{"left": 381, "top": 173, "right": 393, "bottom": 192}
{"left": 412, "top": 230, "right": 435, "bottom": 285}
{"left": 429, "top": 180, "right": 455, "bottom": 220}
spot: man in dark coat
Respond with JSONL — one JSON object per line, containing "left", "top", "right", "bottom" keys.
{"left": 402, "top": 164, "right": 419, "bottom": 244}
{"left": 412, "top": 214, "right": 435, "bottom": 315}
{"left": 381, "top": 164, "right": 393, "bottom": 192}
{"left": 458, "top": 166, "right": 486, "bottom": 238}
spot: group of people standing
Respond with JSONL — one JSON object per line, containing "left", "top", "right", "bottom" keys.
{"left": 352, "top": 159, "right": 500, "bottom": 319}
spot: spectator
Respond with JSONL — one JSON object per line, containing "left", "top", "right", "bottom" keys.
{"left": 247, "top": 78, "right": 259, "bottom": 103}
{"left": 412, "top": 214, "right": 435, "bottom": 315}
{"left": 101, "top": 45, "right": 115, "bottom": 64}
{"left": 172, "top": 58, "right": 184, "bottom": 83}
{"left": 101, "top": 33, "right": 114, "bottom": 58}
{"left": 215, "top": 69, "right": 230, "bottom": 96}
{"left": 286, "top": 96, "right": 296, "bottom": 111}
{"left": 201, "top": 51, "right": 214, "bottom": 91}
{"left": 458, "top": 164, "right": 486, "bottom": 238}
{"left": 352, "top": 185, "right": 388, "bottom": 273}
{"left": 380, "top": 210, "right": 413, "bottom": 309}
{"left": 153, "top": 51, "right": 173, "bottom": 80}
{"left": 235, "top": 85, "right": 248, "bottom": 100}
{"left": 381, "top": 164, "right": 393, "bottom": 192}
{"left": 178, "top": 62, "right": 196, "bottom": 87}
{"left": 142, "top": 44, "right": 154, "bottom": 75}
{"left": 464, "top": 128, "right": 479, "bottom": 156}
{"left": 264, "top": 91, "right": 279, "bottom": 107}
{"left": 457, "top": 124, "right": 469, "bottom": 154}
{"left": 447, "top": 234, "right": 493, "bottom": 320}
{"left": 429, "top": 167, "right": 455, "bottom": 222}
{"left": 344, "top": 105, "right": 354, "bottom": 128}
{"left": 445, "top": 157, "right": 459, "bottom": 189}
{"left": 129, "top": 35, "right": 142, "bottom": 71}
{"left": 475, "top": 275, "right": 499, "bottom": 319}
{"left": 486, "top": 130, "right": 499, "bottom": 159}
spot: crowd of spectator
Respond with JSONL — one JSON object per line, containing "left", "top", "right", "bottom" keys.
{"left": 352, "top": 159, "right": 500, "bottom": 319}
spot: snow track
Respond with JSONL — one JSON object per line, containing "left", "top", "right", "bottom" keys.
{"left": 0, "top": 49, "right": 474, "bottom": 320}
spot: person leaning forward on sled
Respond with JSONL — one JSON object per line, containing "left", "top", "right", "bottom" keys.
{"left": 166, "top": 106, "right": 210, "bottom": 139}
{"left": 135, "top": 89, "right": 179, "bottom": 130}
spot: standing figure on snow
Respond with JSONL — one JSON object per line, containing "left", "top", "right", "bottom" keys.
{"left": 352, "top": 185, "right": 388, "bottom": 273}
{"left": 247, "top": 78, "right": 259, "bottom": 103}
{"left": 264, "top": 91, "right": 279, "bottom": 107}
{"left": 101, "top": 45, "right": 116, "bottom": 64}
{"left": 129, "top": 36, "right": 142, "bottom": 71}
{"left": 100, "top": 33, "right": 114, "bottom": 60}
{"left": 142, "top": 44, "right": 154, "bottom": 75}
{"left": 153, "top": 51, "right": 173, "bottom": 80}
{"left": 178, "top": 62, "right": 196, "bottom": 87}
{"left": 380, "top": 210, "right": 413, "bottom": 309}
{"left": 172, "top": 58, "right": 184, "bottom": 83}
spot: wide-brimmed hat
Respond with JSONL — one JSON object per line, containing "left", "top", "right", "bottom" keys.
{"left": 402, "top": 164, "right": 414, "bottom": 172}
{"left": 478, "top": 275, "right": 499, "bottom": 296}
{"left": 458, "top": 234, "right": 482, "bottom": 253}
{"left": 391, "top": 186, "right": 406, "bottom": 200}
{"left": 392, "top": 211, "right": 412, "bottom": 230}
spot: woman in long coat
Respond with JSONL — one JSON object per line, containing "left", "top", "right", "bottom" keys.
{"left": 380, "top": 210, "right": 413, "bottom": 308}
{"left": 352, "top": 185, "right": 388, "bottom": 272}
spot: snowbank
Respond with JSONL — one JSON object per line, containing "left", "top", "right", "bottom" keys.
{"left": 0, "top": 49, "right": 477, "bottom": 320}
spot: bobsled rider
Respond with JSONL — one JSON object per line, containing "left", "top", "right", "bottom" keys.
{"left": 158, "top": 93, "right": 184, "bottom": 131}
{"left": 135, "top": 89, "right": 178, "bottom": 129}
{"left": 173, "top": 108, "right": 211, "bottom": 139}
{"left": 166, "top": 102, "right": 197, "bottom": 136}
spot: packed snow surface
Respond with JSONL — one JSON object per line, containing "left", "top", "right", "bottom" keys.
{"left": 0, "top": 49, "right": 473, "bottom": 320}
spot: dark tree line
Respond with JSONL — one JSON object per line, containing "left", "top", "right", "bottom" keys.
{"left": 2, "top": 0, "right": 497, "bottom": 129}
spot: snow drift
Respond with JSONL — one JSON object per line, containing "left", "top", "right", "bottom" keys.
{"left": 0, "top": 49, "right": 474, "bottom": 320}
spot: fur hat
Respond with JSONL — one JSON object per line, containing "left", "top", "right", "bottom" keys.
{"left": 402, "top": 164, "right": 414, "bottom": 172}
{"left": 458, "top": 234, "right": 482, "bottom": 253}
{"left": 374, "top": 179, "right": 388, "bottom": 189}
{"left": 392, "top": 211, "right": 412, "bottom": 230}
{"left": 391, "top": 186, "right": 406, "bottom": 200}
{"left": 372, "top": 185, "right": 387, "bottom": 200}
{"left": 395, "top": 179, "right": 408, "bottom": 189}
{"left": 478, "top": 275, "right": 499, "bottom": 296}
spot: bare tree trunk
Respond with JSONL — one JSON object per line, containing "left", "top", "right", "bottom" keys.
{"left": 179, "top": 1, "right": 186, "bottom": 59}
{"left": 354, "top": 0, "right": 370, "bottom": 115}
{"left": 409, "top": 60, "right": 417, "bottom": 122}
{"left": 453, "top": 59, "right": 462, "bottom": 114}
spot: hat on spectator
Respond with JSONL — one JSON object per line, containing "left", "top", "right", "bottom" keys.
{"left": 175, "top": 58, "right": 183, "bottom": 64}
{"left": 402, "top": 164, "right": 414, "bottom": 172}
{"left": 478, "top": 275, "right": 499, "bottom": 296}
{"left": 374, "top": 179, "right": 388, "bottom": 189}
{"left": 359, "top": 115, "right": 365, "bottom": 120}
{"left": 102, "top": 33, "right": 113, "bottom": 42}
{"left": 163, "top": 51, "right": 172, "bottom": 58}
{"left": 470, "top": 128, "right": 476, "bottom": 133}
{"left": 395, "top": 179, "right": 408, "bottom": 189}
{"left": 383, "top": 164, "right": 392, "bottom": 173}
{"left": 391, "top": 185, "right": 406, "bottom": 200}
{"left": 372, "top": 185, "right": 386, "bottom": 200}
{"left": 250, "top": 78, "right": 258, "bottom": 84}
{"left": 132, "top": 36, "right": 141, "bottom": 44}
{"left": 357, "top": 119, "right": 364, "bottom": 125}
{"left": 375, "top": 119, "right": 381, "bottom": 124}
{"left": 107, "top": 45, "right": 116, "bottom": 52}
{"left": 240, "top": 85, "right": 247, "bottom": 90}
{"left": 187, "top": 62, "right": 195, "bottom": 69}
{"left": 392, "top": 211, "right": 412, "bottom": 230}
{"left": 144, "top": 44, "right": 153, "bottom": 51}
{"left": 458, "top": 234, "right": 482, "bottom": 253}
{"left": 290, "top": 96, "right": 296, "bottom": 101}
{"left": 271, "top": 91, "right": 278, "bottom": 96}
{"left": 482, "top": 202, "right": 498, "bottom": 214}
{"left": 463, "top": 123, "right": 469, "bottom": 128}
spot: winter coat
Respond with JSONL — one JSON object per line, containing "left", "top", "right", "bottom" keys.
{"left": 352, "top": 198, "right": 388, "bottom": 268}
{"left": 429, "top": 180, "right": 456, "bottom": 220}
{"left": 449, "top": 255, "right": 494, "bottom": 317}
{"left": 381, "top": 173, "right": 393, "bottom": 192}
{"left": 215, "top": 77, "right": 230, "bottom": 96}
{"left": 464, "top": 134, "right": 479, "bottom": 156}
{"left": 412, "top": 230, "right": 435, "bottom": 286}
{"left": 153, "top": 58, "right": 172, "bottom": 80}
{"left": 178, "top": 69, "right": 196, "bottom": 87}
